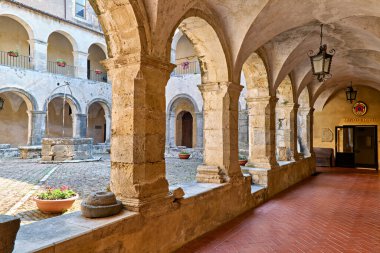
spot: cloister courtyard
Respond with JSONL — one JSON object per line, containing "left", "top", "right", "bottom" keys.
{"left": 0, "top": 156, "right": 202, "bottom": 225}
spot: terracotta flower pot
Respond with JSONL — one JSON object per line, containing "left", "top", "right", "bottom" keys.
{"left": 34, "top": 195, "right": 78, "bottom": 214}
{"left": 7, "top": 52, "right": 18, "bottom": 57}
{"left": 179, "top": 153, "right": 190, "bottom": 159}
{"left": 239, "top": 160, "right": 248, "bottom": 166}
{"left": 57, "top": 62, "right": 66, "bottom": 67}
{"left": 95, "top": 70, "right": 102, "bottom": 74}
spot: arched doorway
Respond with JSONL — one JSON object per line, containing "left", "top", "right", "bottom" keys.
{"left": 47, "top": 32, "right": 75, "bottom": 77}
{"left": 46, "top": 97, "right": 74, "bottom": 138}
{"left": 176, "top": 111, "right": 193, "bottom": 148}
{"left": 87, "top": 102, "right": 106, "bottom": 144}
{"left": 0, "top": 92, "right": 29, "bottom": 146}
{"left": 87, "top": 44, "right": 107, "bottom": 82}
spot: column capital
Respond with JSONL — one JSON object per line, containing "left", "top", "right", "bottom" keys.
{"left": 102, "top": 54, "right": 175, "bottom": 73}
{"left": 27, "top": 110, "right": 46, "bottom": 115}
{"left": 75, "top": 113, "right": 87, "bottom": 118}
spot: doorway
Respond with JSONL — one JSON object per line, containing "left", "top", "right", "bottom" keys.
{"left": 335, "top": 125, "right": 378, "bottom": 169}
{"left": 181, "top": 112, "right": 193, "bottom": 148}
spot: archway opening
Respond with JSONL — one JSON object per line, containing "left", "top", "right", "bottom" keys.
{"left": 0, "top": 92, "right": 29, "bottom": 146}
{"left": 176, "top": 111, "right": 193, "bottom": 148}
{"left": 47, "top": 32, "right": 75, "bottom": 77}
{"left": 87, "top": 102, "right": 106, "bottom": 144}
{"left": 46, "top": 97, "right": 73, "bottom": 138}
{"left": 87, "top": 44, "right": 107, "bottom": 82}
{"left": 0, "top": 16, "right": 31, "bottom": 69}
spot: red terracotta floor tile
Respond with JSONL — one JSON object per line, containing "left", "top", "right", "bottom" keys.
{"left": 176, "top": 167, "right": 380, "bottom": 253}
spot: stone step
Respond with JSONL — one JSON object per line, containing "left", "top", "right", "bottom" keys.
{"left": 0, "top": 144, "right": 11, "bottom": 149}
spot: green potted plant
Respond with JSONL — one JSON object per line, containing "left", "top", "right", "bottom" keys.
{"left": 33, "top": 185, "right": 78, "bottom": 213}
{"left": 239, "top": 154, "right": 248, "bottom": 166}
{"left": 7, "top": 50, "right": 19, "bottom": 57}
{"left": 56, "top": 58, "right": 66, "bottom": 67}
{"left": 179, "top": 151, "right": 190, "bottom": 159}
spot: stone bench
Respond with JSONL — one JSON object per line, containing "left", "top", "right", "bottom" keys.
{"left": 18, "top": 146, "right": 42, "bottom": 159}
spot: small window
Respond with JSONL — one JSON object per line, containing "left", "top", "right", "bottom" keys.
{"left": 75, "top": 0, "right": 86, "bottom": 19}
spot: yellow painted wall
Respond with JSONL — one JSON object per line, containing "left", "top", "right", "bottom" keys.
{"left": 0, "top": 16, "right": 29, "bottom": 56}
{"left": 314, "top": 86, "right": 380, "bottom": 164}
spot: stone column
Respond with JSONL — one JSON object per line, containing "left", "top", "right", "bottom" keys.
{"left": 196, "top": 82, "right": 243, "bottom": 183}
{"left": 298, "top": 107, "right": 311, "bottom": 157}
{"left": 27, "top": 111, "right": 46, "bottom": 145}
{"left": 308, "top": 108, "right": 315, "bottom": 156}
{"left": 104, "top": 112, "right": 111, "bottom": 144}
{"left": 29, "top": 39, "right": 47, "bottom": 71}
{"left": 73, "top": 113, "right": 87, "bottom": 138}
{"left": 289, "top": 103, "right": 300, "bottom": 161}
{"left": 103, "top": 55, "right": 175, "bottom": 212}
{"left": 166, "top": 111, "right": 176, "bottom": 148}
{"left": 246, "top": 96, "right": 278, "bottom": 168}
{"left": 238, "top": 109, "right": 249, "bottom": 154}
{"left": 73, "top": 51, "right": 89, "bottom": 79}
{"left": 195, "top": 112, "right": 204, "bottom": 149}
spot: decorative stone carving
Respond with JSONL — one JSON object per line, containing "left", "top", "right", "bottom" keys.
{"left": 321, "top": 128, "right": 333, "bottom": 142}
{"left": 81, "top": 192, "right": 123, "bottom": 218}
{"left": 0, "top": 215, "right": 20, "bottom": 253}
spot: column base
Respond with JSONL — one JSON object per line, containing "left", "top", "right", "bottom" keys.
{"left": 196, "top": 165, "right": 225, "bottom": 183}
{"left": 119, "top": 192, "right": 175, "bottom": 214}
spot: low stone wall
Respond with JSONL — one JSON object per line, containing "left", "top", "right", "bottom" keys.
{"left": 0, "top": 144, "right": 19, "bottom": 158}
{"left": 92, "top": 143, "right": 110, "bottom": 154}
{"left": 18, "top": 146, "right": 42, "bottom": 159}
{"left": 14, "top": 158, "right": 315, "bottom": 253}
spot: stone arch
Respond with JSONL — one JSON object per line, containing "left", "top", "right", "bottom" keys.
{"left": 0, "top": 88, "right": 37, "bottom": 147}
{"left": 166, "top": 95, "right": 200, "bottom": 149}
{"left": 242, "top": 52, "right": 271, "bottom": 99}
{"left": 87, "top": 99, "right": 110, "bottom": 144}
{"left": 0, "top": 87, "right": 37, "bottom": 111}
{"left": 43, "top": 93, "right": 81, "bottom": 114}
{"left": 170, "top": 30, "right": 183, "bottom": 63}
{"left": 0, "top": 14, "right": 34, "bottom": 41}
{"left": 297, "top": 87, "right": 311, "bottom": 157}
{"left": 86, "top": 98, "right": 111, "bottom": 117}
{"left": 47, "top": 30, "right": 78, "bottom": 52}
{"left": 166, "top": 9, "right": 231, "bottom": 83}
{"left": 89, "top": 0, "right": 149, "bottom": 58}
{"left": 87, "top": 44, "right": 108, "bottom": 81}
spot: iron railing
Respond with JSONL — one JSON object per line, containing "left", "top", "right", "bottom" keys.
{"left": 0, "top": 51, "right": 32, "bottom": 69}
{"left": 47, "top": 61, "right": 77, "bottom": 77}
{"left": 88, "top": 69, "right": 108, "bottom": 83}
{"left": 173, "top": 61, "right": 200, "bottom": 75}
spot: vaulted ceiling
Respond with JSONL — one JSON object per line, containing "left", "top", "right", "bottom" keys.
{"left": 91, "top": 0, "right": 380, "bottom": 109}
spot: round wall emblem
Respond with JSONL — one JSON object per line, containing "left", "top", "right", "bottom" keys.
{"left": 352, "top": 101, "right": 367, "bottom": 116}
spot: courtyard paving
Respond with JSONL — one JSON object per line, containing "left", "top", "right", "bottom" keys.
{"left": 0, "top": 155, "right": 202, "bottom": 224}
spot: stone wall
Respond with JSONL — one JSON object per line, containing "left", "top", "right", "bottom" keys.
{"left": 14, "top": 157, "right": 315, "bottom": 252}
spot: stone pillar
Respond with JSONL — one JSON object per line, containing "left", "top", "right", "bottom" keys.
{"left": 73, "top": 113, "right": 87, "bottom": 138}
{"left": 195, "top": 112, "right": 204, "bottom": 149}
{"left": 103, "top": 55, "right": 175, "bottom": 212}
{"left": 196, "top": 82, "right": 243, "bottom": 183}
{"left": 73, "top": 51, "right": 89, "bottom": 79}
{"left": 238, "top": 109, "right": 249, "bottom": 154}
{"left": 104, "top": 112, "right": 111, "bottom": 144}
{"left": 246, "top": 96, "right": 278, "bottom": 168}
{"left": 166, "top": 111, "right": 176, "bottom": 148}
{"left": 308, "top": 108, "right": 315, "bottom": 156}
{"left": 29, "top": 39, "right": 47, "bottom": 71}
{"left": 289, "top": 103, "right": 300, "bottom": 161}
{"left": 27, "top": 111, "right": 46, "bottom": 145}
{"left": 298, "top": 107, "right": 311, "bottom": 157}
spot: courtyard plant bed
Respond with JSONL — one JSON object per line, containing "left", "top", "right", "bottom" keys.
{"left": 239, "top": 155, "right": 248, "bottom": 166}
{"left": 56, "top": 59, "right": 66, "bottom": 67}
{"left": 7, "top": 50, "right": 19, "bottom": 57}
{"left": 34, "top": 185, "right": 78, "bottom": 214}
{"left": 179, "top": 151, "right": 190, "bottom": 159}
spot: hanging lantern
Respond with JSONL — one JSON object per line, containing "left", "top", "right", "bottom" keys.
{"left": 0, "top": 97, "right": 4, "bottom": 110}
{"left": 345, "top": 82, "right": 357, "bottom": 103}
{"left": 308, "top": 24, "right": 335, "bottom": 82}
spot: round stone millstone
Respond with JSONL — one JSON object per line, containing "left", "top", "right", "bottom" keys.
{"left": 81, "top": 192, "right": 123, "bottom": 218}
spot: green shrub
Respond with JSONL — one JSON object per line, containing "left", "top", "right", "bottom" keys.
{"left": 36, "top": 185, "right": 77, "bottom": 200}
{"left": 180, "top": 151, "right": 190, "bottom": 155}
{"left": 239, "top": 155, "right": 247, "bottom": 160}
